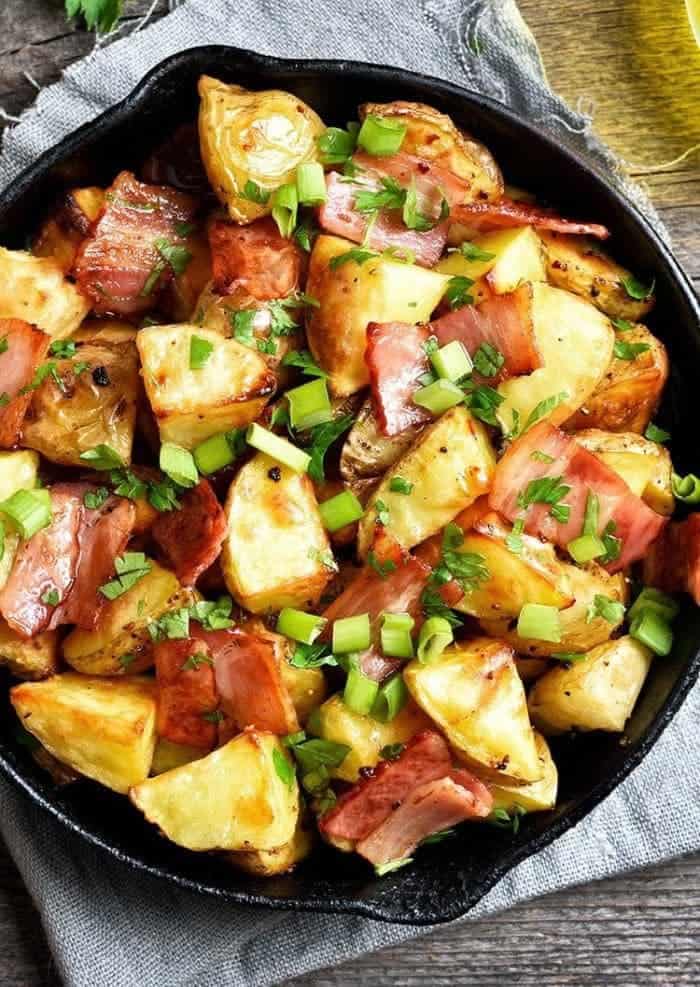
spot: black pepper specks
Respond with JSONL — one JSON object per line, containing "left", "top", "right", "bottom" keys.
{"left": 92, "top": 365, "right": 111, "bottom": 387}
{"left": 268, "top": 466, "right": 281, "bottom": 482}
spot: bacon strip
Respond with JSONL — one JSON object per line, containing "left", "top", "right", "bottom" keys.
{"left": 352, "top": 151, "right": 470, "bottom": 208}
{"left": 489, "top": 421, "right": 667, "bottom": 572}
{"left": 452, "top": 198, "right": 609, "bottom": 240}
{"left": 0, "top": 319, "right": 50, "bottom": 448}
{"left": 356, "top": 773, "right": 492, "bottom": 866}
{"left": 365, "top": 322, "right": 433, "bottom": 436}
{"left": 152, "top": 479, "right": 226, "bottom": 586}
{"left": 643, "top": 514, "right": 700, "bottom": 605}
{"left": 209, "top": 216, "right": 304, "bottom": 301}
{"left": 73, "top": 170, "right": 197, "bottom": 316}
{"left": 319, "top": 731, "right": 453, "bottom": 843}
{"left": 154, "top": 637, "right": 218, "bottom": 749}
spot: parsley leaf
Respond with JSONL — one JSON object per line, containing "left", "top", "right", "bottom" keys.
{"left": 64, "top": 0, "right": 123, "bottom": 32}
{"left": 49, "top": 339, "right": 77, "bottom": 359}
{"left": 41, "top": 588, "right": 60, "bottom": 607}
{"left": 420, "top": 586, "right": 463, "bottom": 627}
{"left": 436, "top": 522, "right": 490, "bottom": 593}
{"left": 375, "top": 499, "right": 390, "bottom": 526}
{"left": 99, "top": 553, "right": 151, "bottom": 600}
{"left": 505, "top": 517, "right": 525, "bottom": 555}
{"left": 241, "top": 180, "right": 271, "bottom": 205}
{"left": 0, "top": 336, "right": 8, "bottom": 355}
{"left": 329, "top": 248, "right": 379, "bottom": 270}
{"left": 83, "top": 487, "right": 109, "bottom": 510}
{"left": 645, "top": 423, "right": 671, "bottom": 444}
{"left": 367, "top": 550, "right": 397, "bottom": 579}
{"left": 614, "top": 340, "right": 651, "bottom": 361}
{"left": 517, "top": 476, "right": 571, "bottom": 524}
{"left": 290, "top": 642, "right": 338, "bottom": 669}
{"left": 230, "top": 309, "right": 257, "bottom": 347}
{"left": 281, "top": 350, "right": 327, "bottom": 378}
{"left": 293, "top": 216, "right": 318, "bottom": 253}
{"left": 444, "top": 275, "right": 474, "bottom": 310}
{"left": 189, "top": 597, "right": 235, "bottom": 632}
{"left": 489, "top": 805, "right": 526, "bottom": 835}
{"left": 272, "top": 748, "right": 295, "bottom": 787}
{"left": 181, "top": 653, "right": 214, "bottom": 671}
{"left": 189, "top": 335, "right": 214, "bottom": 370}
{"left": 306, "top": 414, "right": 354, "bottom": 483}
{"left": 389, "top": 476, "right": 413, "bottom": 495}
{"left": 379, "top": 743, "right": 405, "bottom": 761}
{"left": 519, "top": 392, "right": 568, "bottom": 436}
{"left": 79, "top": 444, "right": 124, "bottom": 471}
{"left": 148, "top": 607, "right": 190, "bottom": 642}
{"left": 611, "top": 317, "right": 634, "bottom": 332}
{"left": 402, "top": 180, "right": 445, "bottom": 232}
{"left": 463, "top": 381, "right": 504, "bottom": 426}
{"left": 354, "top": 176, "right": 405, "bottom": 213}
{"left": 599, "top": 520, "right": 622, "bottom": 565}
{"left": 472, "top": 342, "right": 504, "bottom": 378}
{"left": 456, "top": 241, "right": 495, "bottom": 262}
{"left": 155, "top": 237, "right": 192, "bottom": 276}
{"left": 530, "top": 450, "right": 555, "bottom": 463}
{"left": 621, "top": 275, "right": 655, "bottom": 300}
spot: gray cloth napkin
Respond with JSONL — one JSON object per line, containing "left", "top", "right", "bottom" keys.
{"left": 0, "top": 2, "right": 697, "bottom": 985}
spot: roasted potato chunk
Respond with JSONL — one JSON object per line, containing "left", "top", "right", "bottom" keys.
{"left": 33, "top": 186, "right": 105, "bottom": 273}
{"left": 339, "top": 399, "right": 421, "bottom": 501}
{"left": 437, "top": 226, "right": 546, "bottom": 295}
{"left": 539, "top": 231, "right": 655, "bottom": 322}
{"left": 489, "top": 732, "right": 558, "bottom": 814}
{"left": 306, "top": 234, "right": 450, "bottom": 396}
{"left": 130, "top": 730, "right": 299, "bottom": 851}
{"left": 360, "top": 100, "right": 503, "bottom": 202}
{"left": 229, "top": 814, "right": 313, "bottom": 876}
{"left": 0, "top": 621, "right": 58, "bottom": 680}
{"left": 0, "top": 248, "right": 89, "bottom": 338}
{"left": 497, "top": 282, "right": 614, "bottom": 433}
{"left": 480, "top": 562, "right": 627, "bottom": 658}
{"left": 150, "top": 738, "right": 204, "bottom": 775}
{"left": 528, "top": 636, "right": 653, "bottom": 735}
{"left": 222, "top": 452, "right": 334, "bottom": 613}
{"left": 137, "top": 323, "right": 275, "bottom": 448}
{"left": 357, "top": 406, "right": 495, "bottom": 557}
{"left": 280, "top": 661, "right": 328, "bottom": 726}
{"left": 11, "top": 674, "right": 157, "bottom": 793}
{"left": 198, "top": 76, "right": 325, "bottom": 223}
{"left": 404, "top": 637, "right": 542, "bottom": 784}
{"left": 315, "top": 692, "right": 432, "bottom": 783}
{"left": 565, "top": 324, "right": 668, "bottom": 434}
{"left": 575, "top": 428, "right": 674, "bottom": 515}
{"left": 71, "top": 318, "right": 137, "bottom": 346}
{"left": 22, "top": 335, "right": 140, "bottom": 467}
{"left": 62, "top": 561, "right": 196, "bottom": 675}
{"left": 454, "top": 512, "right": 574, "bottom": 619}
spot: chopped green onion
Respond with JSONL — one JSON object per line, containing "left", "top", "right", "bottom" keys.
{"left": 193, "top": 433, "right": 235, "bottom": 475}
{"left": 343, "top": 657, "right": 379, "bottom": 715}
{"left": 375, "top": 857, "right": 413, "bottom": 876}
{"left": 628, "top": 587, "right": 679, "bottom": 625}
{"left": 271, "top": 183, "right": 298, "bottom": 238}
{"left": 246, "top": 423, "right": 311, "bottom": 473}
{"left": 430, "top": 340, "right": 473, "bottom": 382}
{"left": 381, "top": 611, "right": 414, "bottom": 631}
{"left": 380, "top": 612, "right": 415, "bottom": 658}
{"left": 567, "top": 533, "right": 606, "bottom": 564}
{"left": 630, "top": 609, "right": 672, "bottom": 657}
{"left": 417, "top": 616, "right": 453, "bottom": 663}
{"left": 189, "top": 334, "right": 214, "bottom": 370}
{"left": 517, "top": 603, "right": 561, "bottom": 643}
{"left": 159, "top": 443, "right": 198, "bottom": 488}
{"left": 318, "top": 490, "right": 364, "bottom": 532}
{"left": 296, "top": 162, "right": 327, "bottom": 205}
{"left": 332, "top": 613, "right": 371, "bottom": 654}
{"left": 272, "top": 748, "right": 295, "bottom": 787}
{"left": 413, "top": 379, "right": 465, "bottom": 415}
{"left": 0, "top": 488, "right": 52, "bottom": 539}
{"left": 371, "top": 673, "right": 409, "bottom": 722}
{"left": 286, "top": 377, "right": 333, "bottom": 430}
{"left": 276, "top": 608, "right": 327, "bottom": 645}
{"left": 317, "top": 126, "right": 357, "bottom": 164}
{"left": 356, "top": 114, "right": 406, "bottom": 156}
{"left": 79, "top": 444, "right": 124, "bottom": 471}
{"left": 672, "top": 472, "right": 700, "bottom": 503}
{"left": 389, "top": 476, "right": 413, "bottom": 495}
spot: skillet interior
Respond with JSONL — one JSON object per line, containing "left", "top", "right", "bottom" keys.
{"left": 0, "top": 45, "right": 698, "bottom": 925}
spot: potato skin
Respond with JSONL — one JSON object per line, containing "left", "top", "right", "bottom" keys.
{"left": 229, "top": 814, "right": 313, "bottom": 876}
{"left": 339, "top": 399, "right": 422, "bottom": 501}
{"left": 528, "top": 636, "right": 653, "bottom": 735}
{"left": 198, "top": 76, "right": 325, "bottom": 223}
{"left": 565, "top": 324, "right": 668, "bottom": 434}
{"left": 0, "top": 620, "right": 58, "bottom": 681}
{"left": 33, "top": 186, "right": 105, "bottom": 273}
{"left": 574, "top": 428, "right": 674, "bottom": 516}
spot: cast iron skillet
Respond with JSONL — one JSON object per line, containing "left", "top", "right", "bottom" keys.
{"left": 0, "top": 46, "right": 699, "bottom": 926}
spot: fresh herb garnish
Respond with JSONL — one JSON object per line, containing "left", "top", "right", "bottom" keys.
{"left": 472, "top": 342, "right": 504, "bottom": 378}
{"left": 354, "top": 176, "right": 405, "bottom": 213}
{"left": 272, "top": 748, "right": 295, "bottom": 787}
{"left": 281, "top": 350, "right": 327, "bottom": 378}
{"left": 518, "top": 392, "right": 568, "bottom": 436}
{"left": 189, "top": 335, "right": 214, "bottom": 370}
{"left": 202, "top": 710, "right": 225, "bottom": 724}
{"left": 367, "top": 550, "right": 397, "bottom": 580}
{"left": 645, "top": 422, "right": 671, "bottom": 444}
{"left": 463, "top": 381, "right": 504, "bottom": 426}
{"left": 587, "top": 594, "right": 625, "bottom": 624}
{"left": 240, "top": 180, "right": 271, "bottom": 205}
{"left": 517, "top": 476, "right": 571, "bottom": 524}
{"left": 189, "top": 597, "right": 235, "bottom": 632}
{"left": 181, "top": 652, "right": 214, "bottom": 671}
{"left": 456, "top": 241, "right": 495, "bottom": 262}
{"left": 614, "top": 340, "right": 651, "bottom": 361}
{"left": 611, "top": 317, "right": 634, "bottom": 332}
{"left": 432, "top": 522, "right": 490, "bottom": 593}
{"left": 379, "top": 743, "right": 405, "bottom": 761}
{"left": 599, "top": 520, "right": 622, "bottom": 565}
{"left": 230, "top": 309, "right": 257, "bottom": 347}
{"left": 83, "top": 487, "right": 109, "bottom": 510}
{"left": 148, "top": 607, "right": 190, "bottom": 641}
{"left": 375, "top": 499, "right": 390, "bottom": 526}
{"left": 99, "top": 553, "right": 151, "bottom": 600}
{"left": 530, "top": 450, "right": 555, "bottom": 463}
{"left": 293, "top": 216, "right": 318, "bottom": 253}
{"left": 290, "top": 642, "right": 338, "bottom": 669}
{"left": 489, "top": 805, "right": 526, "bottom": 835}
{"left": 420, "top": 586, "right": 463, "bottom": 627}
{"left": 621, "top": 275, "right": 655, "bottom": 301}
{"left": 444, "top": 275, "right": 474, "bottom": 310}
{"left": 49, "top": 339, "right": 77, "bottom": 358}
{"left": 64, "top": 0, "right": 123, "bottom": 32}
{"left": 306, "top": 414, "right": 354, "bottom": 483}
{"left": 79, "top": 444, "right": 124, "bottom": 471}
{"left": 329, "top": 247, "right": 379, "bottom": 270}
{"left": 389, "top": 476, "right": 413, "bottom": 495}
{"left": 505, "top": 517, "right": 525, "bottom": 555}
{"left": 41, "top": 588, "right": 60, "bottom": 607}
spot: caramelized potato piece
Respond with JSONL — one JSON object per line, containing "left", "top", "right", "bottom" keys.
{"left": 229, "top": 815, "right": 313, "bottom": 876}
{"left": 339, "top": 399, "right": 421, "bottom": 501}
{"left": 130, "top": 730, "right": 299, "bottom": 852}
{"left": 0, "top": 620, "right": 58, "bottom": 680}
{"left": 565, "top": 324, "right": 668, "bottom": 434}
{"left": 198, "top": 76, "right": 325, "bottom": 223}
{"left": 574, "top": 428, "right": 674, "bottom": 515}
{"left": 11, "top": 674, "right": 157, "bottom": 793}
{"left": 528, "top": 636, "right": 653, "bottom": 735}
{"left": 404, "top": 637, "right": 542, "bottom": 784}
{"left": 33, "top": 186, "right": 105, "bottom": 273}
{"left": 0, "top": 247, "right": 89, "bottom": 338}
{"left": 489, "top": 732, "right": 558, "bottom": 813}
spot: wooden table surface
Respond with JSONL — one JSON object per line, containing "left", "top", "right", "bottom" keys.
{"left": 1, "top": 1, "right": 699, "bottom": 984}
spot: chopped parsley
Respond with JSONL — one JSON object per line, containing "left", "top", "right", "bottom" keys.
{"left": 99, "top": 553, "right": 151, "bottom": 601}
{"left": 367, "top": 550, "right": 397, "bottom": 580}
{"left": 517, "top": 392, "right": 568, "bottom": 436}
{"left": 272, "top": 748, "right": 295, "bottom": 787}
{"left": 181, "top": 653, "right": 214, "bottom": 671}
{"left": 201, "top": 710, "right": 225, "bottom": 724}
{"left": 599, "top": 520, "right": 622, "bottom": 565}
{"left": 530, "top": 450, "right": 555, "bottom": 463}
{"left": 505, "top": 517, "right": 525, "bottom": 555}
{"left": 621, "top": 275, "right": 655, "bottom": 301}
{"left": 41, "top": 588, "right": 60, "bottom": 607}
{"left": 329, "top": 247, "right": 379, "bottom": 270}
{"left": 189, "top": 596, "right": 235, "bottom": 632}
{"left": 354, "top": 176, "right": 405, "bottom": 213}
{"left": 611, "top": 317, "right": 634, "bottom": 332}
{"left": 379, "top": 743, "right": 405, "bottom": 761}
{"left": 455, "top": 241, "right": 495, "bottom": 262}
{"left": 645, "top": 423, "right": 671, "bottom": 444}
{"left": 281, "top": 349, "right": 327, "bottom": 378}
{"left": 79, "top": 444, "right": 124, "bottom": 471}
{"left": 49, "top": 339, "right": 77, "bottom": 358}
{"left": 0, "top": 336, "right": 8, "bottom": 355}
{"left": 148, "top": 607, "right": 190, "bottom": 642}
{"left": 389, "top": 476, "right": 413, "bottom": 495}
{"left": 517, "top": 476, "right": 571, "bottom": 524}
{"left": 463, "top": 381, "right": 504, "bottom": 426}
{"left": 472, "top": 342, "right": 504, "bottom": 378}
{"left": 613, "top": 340, "right": 650, "bottom": 361}
{"left": 240, "top": 180, "right": 271, "bottom": 205}
{"left": 189, "top": 334, "right": 214, "bottom": 370}
{"left": 293, "top": 216, "right": 318, "bottom": 253}
{"left": 431, "top": 522, "right": 490, "bottom": 593}
{"left": 375, "top": 499, "right": 390, "bottom": 526}
{"left": 489, "top": 805, "right": 526, "bottom": 835}
{"left": 422, "top": 336, "right": 439, "bottom": 356}
{"left": 230, "top": 309, "right": 257, "bottom": 347}
{"left": 118, "top": 652, "right": 137, "bottom": 669}
{"left": 306, "top": 414, "right": 354, "bottom": 483}
{"left": 83, "top": 487, "right": 109, "bottom": 510}
{"left": 290, "top": 642, "right": 338, "bottom": 670}
{"left": 444, "top": 275, "right": 474, "bottom": 310}
{"left": 420, "top": 586, "right": 463, "bottom": 627}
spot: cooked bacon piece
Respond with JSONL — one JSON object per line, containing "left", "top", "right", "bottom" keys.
{"left": 431, "top": 283, "right": 541, "bottom": 380}
{"left": 489, "top": 421, "right": 667, "bottom": 572}
{"left": 209, "top": 217, "right": 304, "bottom": 301}
{"left": 191, "top": 625, "right": 299, "bottom": 738}
{"left": 352, "top": 151, "right": 470, "bottom": 208}
{"left": 152, "top": 479, "right": 226, "bottom": 586}
{"left": 643, "top": 514, "right": 700, "bottom": 605}
{"left": 318, "top": 171, "right": 448, "bottom": 269}
{"left": 154, "top": 637, "right": 218, "bottom": 749}
{"left": 366, "top": 321, "right": 433, "bottom": 436}
{"left": 319, "top": 731, "right": 453, "bottom": 843}
{"left": 356, "top": 773, "right": 493, "bottom": 866}
{"left": 452, "top": 197, "right": 609, "bottom": 240}
{"left": 0, "top": 319, "right": 50, "bottom": 448}
{"left": 73, "top": 171, "right": 197, "bottom": 316}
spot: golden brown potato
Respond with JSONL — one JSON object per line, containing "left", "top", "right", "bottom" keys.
{"left": 480, "top": 562, "right": 627, "bottom": 658}
{"left": 137, "top": 323, "right": 275, "bottom": 448}
{"left": 539, "top": 231, "right": 655, "bottom": 322}
{"left": 574, "top": 428, "right": 674, "bottom": 515}
{"left": 222, "top": 452, "right": 334, "bottom": 614}
{"left": 497, "top": 282, "right": 614, "bottom": 434}
{"left": 565, "top": 324, "right": 668, "bottom": 434}
{"left": 339, "top": 399, "right": 422, "bottom": 501}
{"left": 357, "top": 406, "right": 496, "bottom": 557}
{"left": 22, "top": 335, "right": 140, "bottom": 467}
{"left": 198, "top": 76, "right": 325, "bottom": 223}
{"left": 229, "top": 814, "right": 314, "bottom": 876}
{"left": 150, "top": 738, "right": 204, "bottom": 775}
{"left": 436, "top": 226, "right": 546, "bottom": 295}
{"left": 405, "top": 637, "right": 542, "bottom": 784}
{"left": 0, "top": 247, "right": 89, "bottom": 338}
{"left": 528, "top": 636, "right": 653, "bottom": 735}
{"left": 454, "top": 512, "right": 574, "bottom": 619}
{"left": 360, "top": 100, "right": 503, "bottom": 202}
{"left": 70, "top": 318, "right": 137, "bottom": 346}
{"left": 489, "top": 732, "right": 558, "bottom": 813}
{"left": 11, "top": 674, "right": 157, "bottom": 794}
{"left": 315, "top": 693, "right": 432, "bottom": 783}
{"left": 305, "top": 234, "right": 450, "bottom": 396}
{"left": 33, "top": 186, "right": 105, "bottom": 273}
{"left": 0, "top": 620, "right": 58, "bottom": 680}
{"left": 62, "top": 561, "right": 196, "bottom": 675}
{"left": 130, "top": 730, "right": 300, "bottom": 852}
